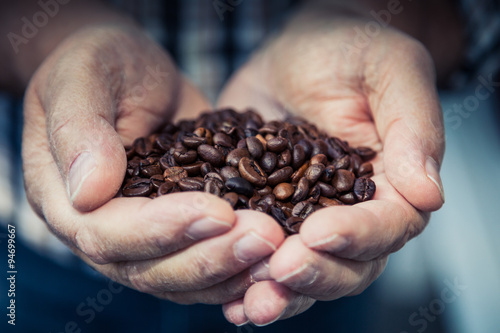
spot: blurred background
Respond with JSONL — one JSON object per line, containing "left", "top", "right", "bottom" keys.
{"left": 1, "top": 0, "right": 499, "bottom": 332}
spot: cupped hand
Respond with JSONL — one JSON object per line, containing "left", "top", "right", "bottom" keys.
{"left": 22, "top": 24, "right": 285, "bottom": 304}
{"left": 219, "top": 14, "right": 445, "bottom": 325}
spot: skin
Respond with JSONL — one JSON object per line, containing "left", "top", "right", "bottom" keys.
{"left": 1, "top": 0, "right": 462, "bottom": 327}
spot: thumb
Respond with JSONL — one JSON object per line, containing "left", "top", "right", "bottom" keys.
{"left": 371, "top": 41, "right": 445, "bottom": 211}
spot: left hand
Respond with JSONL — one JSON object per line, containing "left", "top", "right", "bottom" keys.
{"left": 217, "top": 8, "right": 445, "bottom": 326}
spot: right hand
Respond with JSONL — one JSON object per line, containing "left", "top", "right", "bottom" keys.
{"left": 22, "top": 24, "right": 285, "bottom": 304}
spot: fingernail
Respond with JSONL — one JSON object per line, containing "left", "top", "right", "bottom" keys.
{"left": 185, "top": 217, "right": 232, "bottom": 240}
{"left": 254, "top": 306, "right": 286, "bottom": 327}
{"left": 234, "top": 231, "right": 276, "bottom": 263}
{"left": 306, "top": 233, "right": 350, "bottom": 252}
{"left": 425, "top": 156, "right": 445, "bottom": 203}
{"left": 250, "top": 257, "right": 271, "bottom": 282}
{"left": 275, "top": 262, "right": 319, "bottom": 287}
{"left": 68, "top": 151, "right": 97, "bottom": 203}
{"left": 236, "top": 320, "right": 250, "bottom": 327}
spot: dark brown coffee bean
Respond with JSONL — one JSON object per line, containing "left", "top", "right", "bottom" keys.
{"left": 266, "top": 137, "right": 289, "bottom": 153}
{"left": 238, "top": 194, "right": 250, "bottom": 207}
{"left": 213, "top": 132, "right": 233, "bottom": 147}
{"left": 178, "top": 177, "right": 204, "bottom": 191}
{"left": 312, "top": 139, "right": 328, "bottom": 156}
{"left": 350, "top": 153, "right": 362, "bottom": 173}
{"left": 150, "top": 174, "right": 165, "bottom": 190}
{"left": 163, "top": 166, "right": 188, "bottom": 183}
{"left": 260, "top": 152, "right": 277, "bottom": 174}
{"left": 182, "top": 135, "right": 206, "bottom": 149}
{"left": 307, "top": 184, "right": 321, "bottom": 204}
{"left": 173, "top": 150, "right": 197, "bottom": 165}
{"left": 277, "top": 149, "right": 292, "bottom": 169}
{"left": 219, "top": 166, "right": 240, "bottom": 182}
{"left": 291, "top": 162, "right": 310, "bottom": 183}
{"left": 271, "top": 205, "right": 287, "bottom": 225}
{"left": 284, "top": 217, "right": 304, "bottom": 234}
{"left": 357, "top": 162, "right": 373, "bottom": 177}
{"left": 292, "top": 144, "right": 306, "bottom": 170}
{"left": 257, "top": 186, "right": 273, "bottom": 196}
{"left": 276, "top": 201, "right": 294, "bottom": 218}
{"left": 204, "top": 179, "right": 223, "bottom": 196}
{"left": 134, "top": 137, "right": 153, "bottom": 157}
{"left": 239, "top": 157, "right": 267, "bottom": 188}
{"left": 318, "top": 196, "right": 343, "bottom": 207}
{"left": 204, "top": 172, "right": 224, "bottom": 183}
{"left": 249, "top": 195, "right": 269, "bottom": 213}
{"left": 353, "top": 177, "right": 376, "bottom": 201}
{"left": 246, "top": 136, "right": 264, "bottom": 160}
{"left": 273, "top": 183, "right": 295, "bottom": 201}
{"left": 261, "top": 194, "right": 276, "bottom": 207}
{"left": 321, "top": 165, "right": 336, "bottom": 182}
{"left": 304, "top": 164, "right": 325, "bottom": 184}
{"left": 223, "top": 192, "right": 239, "bottom": 208}
{"left": 310, "top": 154, "right": 328, "bottom": 166}
{"left": 334, "top": 155, "right": 350, "bottom": 170}
{"left": 354, "top": 146, "right": 377, "bottom": 161}
{"left": 317, "top": 182, "right": 337, "bottom": 198}
{"left": 183, "top": 161, "right": 204, "bottom": 176}
{"left": 123, "top": 178, "right": 152, "bottom": 197}
{"left": 140, "top": 164, "right": 162, "bottom": 178}
{"left": 237, "top": 138, "right": 247, "bottom": 149}
{"left": 125, "top": 145, "right": 135, "bottom": 159}
{"left": 259, "top": 124, "right": 278, "bottom": 135}
{"left": 292, "top": 178, "right": 310, "bottom": 204}
{"left": 225, "top": 177, "right": 254, "bottom": 197}
{"left": 292, "top": 201, "right": 315, "bottom": 219}
{"left": 267, "top": 167, "right": 293, "bottom": 187}
{"left": 197, "top": 144, "right": 225, "bottom": 167}
{"left": 200, "top": 162, "right": 214, "bottom": 176}
{"left": 332, "top": 169, "right": 355, "bottom": 192}
{"left": 296, "top": 139, "right": 313, "bottom": 159}
{"left": 193, "top": 127, "right": 213, "bottom": 145}
{"left": 226, "top": 148, "right": 250, "bottom": 168}
{"left": 339, "top": 192, "right": 356, "bottom": 204}
{"left": 157, "top": 180, "right": 177, "bottom": 196}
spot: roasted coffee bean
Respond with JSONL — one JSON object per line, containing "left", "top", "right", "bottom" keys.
{"left": 200, "top": 162, "right": 214, "bottom": 176}
{"left": 183, "top": 161, "right": 204, "bottom": 176}
{"left": 260, "top": 152, "right": 277, "bottom": 174}
{"left": 225, "top": 177, "right": 254, "bottom": 197}
{"left": 157, "top": 181, "right": 177, "bottom": 196}
{"left": 307, "top": 184, "right": 321, "bottom": 204}
{"left": 349, "top": 154, "right": 362, "bottom": 173}
{"left": 219, "top": 166, "right": 240, "bottom": 182}
{"left": 226, "top": 148, "right": 250, "bottom": 168}
{"left": 334, "top": 155, "right": 350, "bottom": 170}
{"left": 246, "top": 136, "right": 264, "bottom": 160}
{"left": 353, "top": 177, "right": 376, "bottom": 201}
{"left": 292, "top": 178, "right": 310, "bottom": 204}
{"left": 193, "top": 127, "right": 213, "bottom": 145}
{"left": 310, "top": 154, "right": 328, "bottom": 166}
{"left": 266, "top": 137, "right": 289, "bottom": 153}
{"left": 321, "top": 165, "right": 336, "bottom": 182}
{"left": 178, "top": 177, "right": 204, "bottom": 191}
{"left": 204, "top": 172, "right": 224, "bottom": 183}
{"left": 273, "top": 183, "right": 295, "bottom": 201}
{"left": 150, "top": 174, "right": 165, "bottom": 190}
{"left": 292, "top": 201, "right": 315, "bottom": 219}
{"left": 134, "top": 137, "right": 153, "bottom": 157}
{"left": 173, "top": 150, "right": 198, "bottom": 165}
{"left": 237, "top": 138, "right": 247, "bottom": 149}
{"left": 213, "top": 132, "right": 233, "bottom": 147}
{"left": 332, "top": 169, "right": 355, "bottom": 192}
{"left": 141, "top": 164, "right": 162, "bottom": 178}
{"left": 267, "top": 167, "right": 293, "bottom": 187}
{"left": 238, "top": 194, "right": 250, "bottom": 207}
{"left": 163, "top": 166, "right": 188, "bottom": 183}
{"left": 204, "top": 179, "right": 223, "bottom": 196}
{"left": 244, "top": 128, "right": 259, "bottom": 138}
{"left": 284, "top": 217, "right": 304, "bottom": 234}
{"left": 304, "top": 164, "right": 325, "bottom": 184}
{"left": 357, "top": 162, "right": 374, "bottom": 177}
{"left": 181, "top": 135, "right": 206, "bottom": 149}
{"left": 312, "top": 139, "right": 328, "bottom": 156}
{"left": 339, "top": 192, "right": 356, "bottom": 204}
{"left": 257, "top": 186, "right": 273, "bottom": 196}
{"left": 276, "top": 201, "right": 294, "bottom": 218}
{"left": 296, "top": 139, "right": 313, "bottom": 159}
{"left": 354, "top": 147, "right": 377, "bottom": 161}
{"left": 249, "top": 195, "right": 269, "bottom": 213}
{"left": 239, "top": 157, "right": 267, "bottom": 188}
{"left": 317, "top": 182, "right": 337, "bottom": 198}
{"left": 123, "top": 178, "right": 152, "bottom": 197}
{"left": 271, "top": 205, "right": 287, "bottom": 225}
{"left": 125, "top": 145, "right": 135, "bottom": 159}
{"left": 291, "top": 162, "right": 310, "bottom": 183}
{"left": 292, "top": 144, "right": 306, "bottom": 170}
{"left": 197, "top": 144, "right": 225, "bottom": 167}
{"left": 318, "top": 196, "right": 343, "bottom": 207}
{"left": 223, "top": 192, "right": 239, "bottom": 208}
{"left": 277, "top": 149, "right": 292, "bottom": 168}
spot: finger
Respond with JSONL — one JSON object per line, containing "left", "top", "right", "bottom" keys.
{"left": 300, "top": 175, "right": 428, "bottom": 260}
{"left": 94, "top": 210, "right": 285, "bottom": 293}
{"left": 367, "top": 37, "right": 445, "bottom": 211}
{"left": 269, "top": 236, "right": 387, "bottom": 299}
{"left": 242, "top": 281, "right": 316, "bottom": 326}
{"left": 223, "top": 299, "right": 249, "bottom": 326}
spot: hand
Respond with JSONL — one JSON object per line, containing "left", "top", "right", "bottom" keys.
{"left": 218, "top": 12, "right": 445, "bottom": 325}
{"left": 22, "top": 24, "right": 285, "bottom": 304}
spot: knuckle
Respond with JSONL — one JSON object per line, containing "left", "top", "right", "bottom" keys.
{"left": 122, "top": 263, "right": 157, "bottom": 294}
{"left": 74, "top": 226, "right": 111, "bottom": 264}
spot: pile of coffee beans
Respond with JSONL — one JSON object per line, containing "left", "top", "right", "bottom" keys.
{"left": 121, "top": 109, "right": 376, "bottom": 235}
